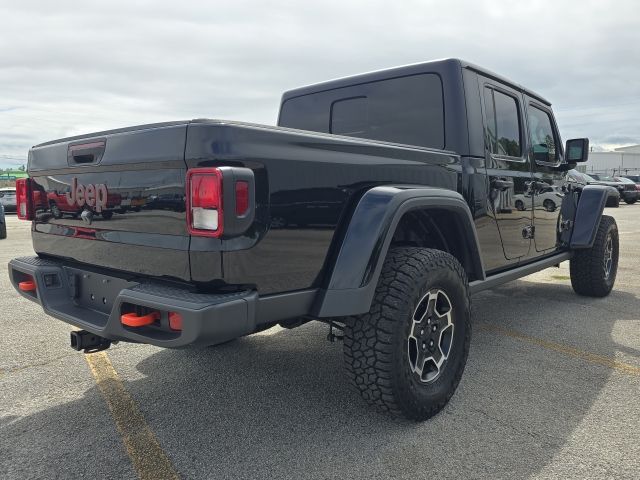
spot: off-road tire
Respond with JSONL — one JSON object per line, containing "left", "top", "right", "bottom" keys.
{"left": 343, "top": 247, "right": 471, "bottom": 421}
{"left": 570, "top": 215, "right": 618, "bottom": 297}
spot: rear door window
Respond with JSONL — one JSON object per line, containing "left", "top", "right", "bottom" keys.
{"left": 483, "top": 87, "right": 522, "bottom": 158}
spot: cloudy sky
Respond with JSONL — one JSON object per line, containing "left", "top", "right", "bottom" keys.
{"left": 1, "top": 0, "right": 639, "bottom": 167}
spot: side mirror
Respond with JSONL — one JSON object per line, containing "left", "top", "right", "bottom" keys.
{"left": 566, "top": 138, "right": 589, "bottom": 163}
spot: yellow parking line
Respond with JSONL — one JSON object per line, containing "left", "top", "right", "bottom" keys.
{"left": 85, "top": 352, "right": 180, "bottom": 480}
{"left": 480, "top": 323, "right": 640, "bottom": 376}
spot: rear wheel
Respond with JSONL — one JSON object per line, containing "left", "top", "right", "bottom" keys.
{"left": 101, "top": 211, "right": 114, "bottom": 220}
{"left": 0, "top": 221, "right": 6, "bottom": 239}
{"left": 343, "top": 247, "right": 471, "bottom": 421}
{"left": 543, "top": 199, "right": 556, "bottom": 212}
{"left": 570, "top": 215, "right": 618, "bottom": 297}
{"left": 624, "top": 197, "right": 637, "bottom": 205}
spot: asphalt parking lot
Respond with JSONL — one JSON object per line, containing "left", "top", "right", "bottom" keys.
{"left": 1, "top": 209, "right": 639, "bottom": 480}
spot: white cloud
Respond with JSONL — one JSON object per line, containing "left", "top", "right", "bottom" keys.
{"left": 1, "top": 0, "right": 639, "bottom": 166}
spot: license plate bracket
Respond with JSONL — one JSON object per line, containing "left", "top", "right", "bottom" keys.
{"left": 64, "top": 267, "right": 134, "bottom": 315}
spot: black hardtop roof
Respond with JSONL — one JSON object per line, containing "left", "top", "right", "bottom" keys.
{"left": 281, "top": 58, "right": 551, "bottom": 106}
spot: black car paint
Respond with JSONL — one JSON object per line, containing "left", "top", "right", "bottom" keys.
{"left": 183, "top": 119, "right": 478, "bottom": 291}
{"left": 16, "top": 58, "right": 609, "bottom": 346}
{"left": 28, "top": 123, "right": 192, "bottom": 280}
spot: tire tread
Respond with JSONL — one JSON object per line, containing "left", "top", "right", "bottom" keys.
{"left": 343, "top": 247, "right": 470, "bottom": 420}
{"left": 570, "top": 215, "right": 618, "bottom": 297}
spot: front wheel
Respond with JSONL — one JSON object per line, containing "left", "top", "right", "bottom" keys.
{"left": 343, "top": 247, "right": 471, "bottom": 421}
{"left": 570, "top": 215, "right": 618, "bottom": 297}
{"left": 624, "top": 197, "right": 637, "bottom": 205}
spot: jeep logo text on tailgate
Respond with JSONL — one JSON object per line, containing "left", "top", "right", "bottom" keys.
{"left": 65, "top": 178, "right": 108, "bottom": 212}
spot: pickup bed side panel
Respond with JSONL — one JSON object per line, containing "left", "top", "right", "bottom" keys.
{"left": 185, "top": 122, "right": 466, "bottom": 294}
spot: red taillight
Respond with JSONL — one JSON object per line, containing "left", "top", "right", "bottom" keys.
{"left": 16, "top": 178, "right": 34, "bottom": 220}
{"left": 186, "top": 168, "right": 223, "bottom": 237}
{"left": 235, "top": 181, "right": 249, "bottom": 216}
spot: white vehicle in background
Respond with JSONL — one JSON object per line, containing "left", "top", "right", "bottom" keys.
{"left": 514, "top": 182, "right": 564, "bottom": 212}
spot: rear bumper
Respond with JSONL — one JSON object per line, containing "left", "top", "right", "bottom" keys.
{"left": 8, "top": 256, "right": 257, "bottom": 348}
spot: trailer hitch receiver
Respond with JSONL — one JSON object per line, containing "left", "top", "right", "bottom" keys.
{"left": 70, "top": 330, "right": 111, "bottom": 353}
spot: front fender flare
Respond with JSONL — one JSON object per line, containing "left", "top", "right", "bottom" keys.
{"left": 570, "top": 185, "right": 611, "bottom": 249}
{"left": 312, "top": 185, "right": 485, "bottom": 317}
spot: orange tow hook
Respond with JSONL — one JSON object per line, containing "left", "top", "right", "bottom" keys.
{"left": 19, "top": 279, "right": 37, "bottom": 292}
{"left": 121, "top": 311, "right": 160, "bottom": 327}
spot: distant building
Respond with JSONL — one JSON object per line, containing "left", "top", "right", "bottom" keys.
{"left": 614, "top": 144, "right": 640, "bottom": 154}
{"left": 585, "top": 150, "right": 640, "bottom": 176}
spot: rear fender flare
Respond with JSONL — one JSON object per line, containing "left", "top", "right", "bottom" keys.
{"left": 313, "top": 185, "right": 485, "bottom": 317}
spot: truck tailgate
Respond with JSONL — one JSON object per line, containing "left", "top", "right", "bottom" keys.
{"left": 27, "top": 122, "right": 213, "bottom": 282}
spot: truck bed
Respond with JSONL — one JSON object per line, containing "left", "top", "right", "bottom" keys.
{"left": 28, "top": 119, "right": 469, "bottom": 293}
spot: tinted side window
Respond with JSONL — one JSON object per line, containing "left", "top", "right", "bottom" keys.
{"left": 280, "top": 74, "right": 445, "bottom": 149}
{"left": 528, "top": 105, "right": 558, "bottom": 163}
{"left": 331, "top": 97, "right": 368, "bottom": 136}
{"left": 484, "top": 88, "right": 522, "bottom": 157}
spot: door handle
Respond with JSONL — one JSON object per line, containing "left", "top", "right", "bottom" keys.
{"left": 491, "top": 178, "right": 514, "bottom": 191}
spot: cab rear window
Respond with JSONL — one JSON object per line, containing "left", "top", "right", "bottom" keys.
{"left": 279, "top": 74, "right": 445, "bottom": 149}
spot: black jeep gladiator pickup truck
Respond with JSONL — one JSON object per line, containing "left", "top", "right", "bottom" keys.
{"left": 9, "top": 59, "right": 618, "bottom": 420}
